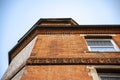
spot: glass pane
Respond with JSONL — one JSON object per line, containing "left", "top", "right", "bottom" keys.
{"left": 91, "top": 47, "right": 115, "bottom": 51}
{"left": 101, "top": 77, "right": 120, "bottom": 80}
{"left": 87, "top": 41, "right": 113, "bottom": 46}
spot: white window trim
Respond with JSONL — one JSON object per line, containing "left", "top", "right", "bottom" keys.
{"left": 86, "top": 39, "right": 120, "bottom": 52}
{"left": 80, "top": 34, "right": 116, "bottom": 36}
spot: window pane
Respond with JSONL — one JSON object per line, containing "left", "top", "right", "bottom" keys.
{"left": 100, "top": 77, "right": 120, "bottom": 80}
{"left": 91, "top": 47, "right": 115, "bottom": 51}
{"left": 87, "top": 41, "right": 113, "bottom": 46}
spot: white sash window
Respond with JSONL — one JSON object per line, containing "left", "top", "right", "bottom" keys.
{"left": 86, "top": 39, "right": 119, "bottom": 52}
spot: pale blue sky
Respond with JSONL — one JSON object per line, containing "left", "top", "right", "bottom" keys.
{"left": 0, "top": 0, "right": 120, "bottom": 78}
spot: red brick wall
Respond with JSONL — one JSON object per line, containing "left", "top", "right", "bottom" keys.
{"left": 31, "top": 34, "right": 120, "bottom": 58}
{"left": 14, "top": 34, "right": 120, "bottom": 80}
{"left": 21, "top": 66, "right": 92, "bottom": 80}
{"left": 31, "top": 34, "right": 88, "bottom": 58}
{"left": 10, "top": 27, "right": 120, "bottom": 63}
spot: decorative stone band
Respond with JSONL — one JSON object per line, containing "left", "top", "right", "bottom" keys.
{"left": 27, "top": 58, "right": 120, "bottom": 65}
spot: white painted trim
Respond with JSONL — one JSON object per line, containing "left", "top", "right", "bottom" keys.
{"left": 111, "top": 40, "right": 120, "bottom": 51}
{"left": 87, "top": 66, "right": 99, "bottom": 80}
{"left": 80, "top": 34, "right": 116, "bottom": 36}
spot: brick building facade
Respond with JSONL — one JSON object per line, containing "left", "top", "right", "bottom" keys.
{"left": 2, "top": 18, "right": 120, "bottom": 80}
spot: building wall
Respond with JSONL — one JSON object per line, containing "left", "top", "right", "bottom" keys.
{"left": 31, "top": 34, "right": 120, "bottom": 58}
{"left": 23, "top": 33, "right": 120, "bottom": 80}
{"left": 2, "top": 37, "right": 37, "bottom": 80}
{"left": 3, "top": 33, "right": 120, "bottom": 80}
{"left": 3, "top": 18, "right": 120, "bottom": 80}
{"left": 9, "top": 26, "right": 120, "bottom": 62}
{"left": 31, "top": 34, "right": 88, "bottom": 58}
{"left": 21, "top": 65, "right": 92, "bottom": 80}
{"left": 11, "top": 68, "right": 25, "bottom": 80}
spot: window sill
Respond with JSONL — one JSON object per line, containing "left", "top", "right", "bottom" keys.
{"left": 84, "top": 51, "right": 120, "bottom": 53}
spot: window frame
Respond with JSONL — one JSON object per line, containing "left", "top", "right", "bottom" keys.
{"left": 86, "top": 39, "right": 119, "bottom": 52}
{"left": 87, "top": 66, "right": 120, "bottom": 80}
